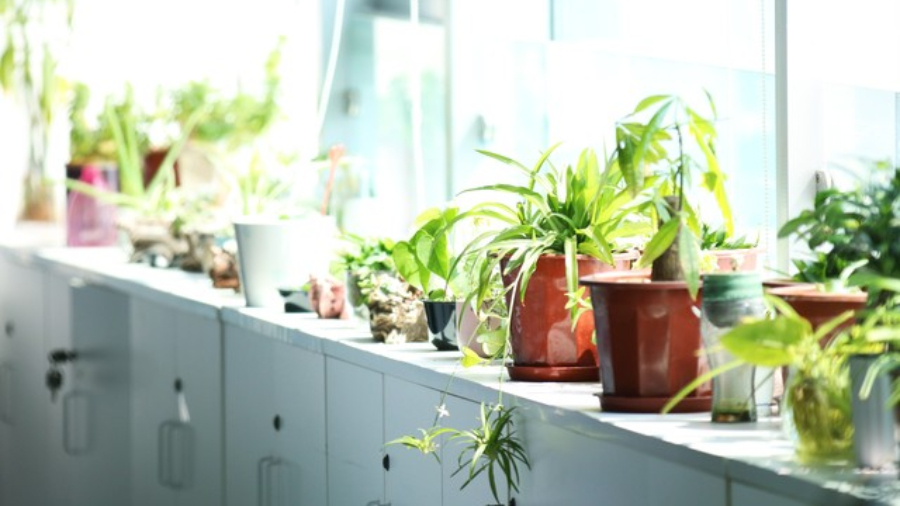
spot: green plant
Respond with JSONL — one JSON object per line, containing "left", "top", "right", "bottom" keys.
{"left": 700, "top": 223, "right": 757, "bottom": 250}
{"left": 68, "top": 82, "right": 115, "bottom": 164}
{"left": 393, "top": 206, "right": 463, "bottom": 301}
{"left": 614, "top": 93, "right": 733, "bottom": 297}
{"left": 2, "top": 0, "right": 74, "bottom": 216}
{"left": 387, "top": 402, "right": 530, "bottom": 505}
{"left": 454, "top": 144, "right": 645, "bottom": 324}
{"left": 663, "top": 295, "right": 884, "bottom": 463}
{"left": 335, "top": 234, "right": 397, "bottom": 307}
{"left": 170, "top": 39, "right": 283, "bottom": 152}
{"left": 65, "top": 88, "right": 202, "bottom": 218}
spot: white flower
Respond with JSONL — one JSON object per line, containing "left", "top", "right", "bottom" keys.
{"left": 436, "top": 404, "right": 450, "bottom": 418}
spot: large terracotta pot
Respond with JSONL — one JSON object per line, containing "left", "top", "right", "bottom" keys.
{"left": 580, "top": 270, "right": 711, "bottom": 413}
{"left": 501, "top": 253, "right": 635, "bottom": 382}
{"left": 767, "top": 285, "right": 866, "bottom": 344}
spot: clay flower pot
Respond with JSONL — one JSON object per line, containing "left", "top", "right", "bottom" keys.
{"left": 708, "top": 248, "right": 763, "bottom": 272}
{"left": 766, "top": 285, "right": 866, "bottom": 344}
{"left": 580, "top": 270, "right": 711, "bottom": 413}
{"left": 501, "top": 253, "right": 636, "bottom": 382}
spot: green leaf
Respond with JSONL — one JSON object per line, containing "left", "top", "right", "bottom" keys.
{"left": 633, "top": 94, "right": 672, "bottom": 114}
{"left": 678, "top": 226, "right": 700, "bottom": 299}
{"left": 0, "top": 40, "right": 14, "bottom": 92}
{"left": 720, "top": 317, "right": 810, "bottom": 366}
{"left": 637, "top": 218, "right": 679, "bottom": 268}
{"left": 662, "top": 360, "right": 744, "bottom": 414}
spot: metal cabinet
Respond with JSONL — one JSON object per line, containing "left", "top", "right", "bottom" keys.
{"left": 0, "top": 256, "right": 49, "bottom": 506}
{"left": 131, "top": 297, "right": 223, "bottom": 506}
{"left": 326, "top": 357, "right": 386, "bottom": 506}
{"left": 225, "top": 323, "right": 327, "bottom": 506}
{"left": 41, "top": 274, "right": 132, "bottom": 506}
{"left": 383, "top": 376, "right": 444, "bottom": 506}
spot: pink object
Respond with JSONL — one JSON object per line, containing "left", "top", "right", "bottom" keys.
{"left": 67, "top": 165, "right": 118, "bottom": 247}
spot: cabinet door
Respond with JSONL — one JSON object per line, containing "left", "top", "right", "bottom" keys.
{"left": 383, "top": 376, "right": 443, "bottom": 506}
{"left": 224, "top": 324, "right": 276, "bottom": 506}
{"left": 326, "top": 358, "right": 385, "bottom": 506}
{"left": 58, "top": 281, "right": 131, "bottom": 506}
{"left": 4, "top": 260, "right": 49, "bottom": 506}
{"left": 174, "top": 309, "right": 223, "bottom": 506}
{"left": 272, "top": 340, "right": 326, "bottom": 506}
{"left": 0, "top": 256, "right": 14, "bottom": 505}
{"left": 130, "top": 298, "right": 178, "bottom": 506}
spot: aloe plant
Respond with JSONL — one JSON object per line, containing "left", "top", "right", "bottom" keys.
{"left": 614, "top": 93, "right": 733, "bottom": 297}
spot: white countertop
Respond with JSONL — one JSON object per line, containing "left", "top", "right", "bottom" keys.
{"left": 3, "top": 232, "right": 899, "bottom": 505}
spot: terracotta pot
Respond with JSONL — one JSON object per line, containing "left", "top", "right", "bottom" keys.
{"left": 501, "top": 252, "right": 636, "bottom": 382}
{"left": 580, "top": 270, "right": 711, "bottom": 413}
{"left": 708, "top": 248, "right": 762, "bottom": 272}
{"left": 766, "top": 285, "right": 866, "bottom": 344}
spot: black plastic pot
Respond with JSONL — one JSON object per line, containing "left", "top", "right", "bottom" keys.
{"left": 424, "top": 301, "right": 458, "bottom": 351}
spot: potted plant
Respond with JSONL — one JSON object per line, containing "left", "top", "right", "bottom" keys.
{"left": 700, "top": 223, "right": 761, "bottom": 272}
{"left": 664, "top": 295, "right": 898, "bottom": 465}
{"left": 66, "top": 87, "right": 201, "bottom": 266}
{"left": 228, "top": 150, "right": 337, "bottom": 308}
{"left": 334, "top": 233, "right": 397, "bottom": 320}
{"left": 393, "top": 206, "right": 467, "bottom": 350}
{"left": 65, "top": 82, "right": 121, "bottom": 247}
{"left": 581, "top": 93, "right": 734, "bottom": 412}
{"left": 456, "top": 144, "right": 642, "bottom": 382}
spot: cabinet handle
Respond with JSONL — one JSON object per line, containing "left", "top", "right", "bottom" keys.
{"left": 63, "top": 390, "right": 90, "bottom": 456}
{"left": 382, "top": 453, "right": 390, "bottom": 471}
{"left": 158, "top": 420, "right": 193, "bottom": 490}
{"left": 3, "top": 321, "right": 13, "bottom": 337}
{"left": 257, "top": 456, "right": 275, "bottom": 506}
{"left": 0, "top": 364, "right": 12, "bottom": 424}
{"left": 158, "top": 422, "right": 173, "bottom": 487}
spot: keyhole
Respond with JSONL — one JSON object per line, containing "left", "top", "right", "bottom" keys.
{"left": 174, "top": 378, "right": 183, "bottom": 393}
{"left": 273, "top": 415, "right": 282, "bottom": 431}
{"left": 4, "top": 322, "right": 13, "bottom": 337}
{"left": 46, "top": 368, "right": 63, "bottom": 402}
{"left": 382, "top": 453, "right": 390, "bottom": 471}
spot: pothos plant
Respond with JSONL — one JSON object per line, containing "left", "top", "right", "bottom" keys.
{"left": 614, "top": 92, "right": 733, "bottom": 298}
{"left": 392, "top": 206, "right": 463, "bottom": 301}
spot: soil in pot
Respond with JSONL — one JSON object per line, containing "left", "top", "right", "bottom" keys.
{"left": 581, "top": 270, "right": 711, "bottom": 413}
{"left": 502, "top": 252, "right": 635, "bottom": 382}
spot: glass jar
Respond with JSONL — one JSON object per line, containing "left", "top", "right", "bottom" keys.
{"left": 701, "top": 272, "right": 766, "bottom": 423}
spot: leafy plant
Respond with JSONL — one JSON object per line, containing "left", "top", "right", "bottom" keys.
{"left": 700, "top": 223, "right": 757, "bottom": 251}
{"left": 170, "top": 39, "right": 283, "bottom": 152}
{"left": 454, "top": 144, "right": 645, "bottom": 324}
{"left": 387, "top": 402, "right": 530, "bottom": 505}
{"left": 614, "top": 93, "right": 733, "bottom": 297}
{"left": 393, "top": 206, "right": 462, "bottom": 301}
{"left": 662, "top": 295, "right": 884, "bottom": 463}
{"left": 335, "top": 234, "right": 397, "bottom": 307}
{"left": 778, "top": 162, "right": 900, "bottom": 306}
{"left": 65, "top": 89, "right": 203, "bottom": 218}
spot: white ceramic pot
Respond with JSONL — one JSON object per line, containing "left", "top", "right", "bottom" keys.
{"left": 233, "top": 215, "right": 337, "bottom": 308}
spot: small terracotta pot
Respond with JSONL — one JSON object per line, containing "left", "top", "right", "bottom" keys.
{"left": 708, "top": 248, "right": 762, "bottom": 272}
{"left": 580, "top": 270, "right": 710, "bottom": 413}
{"left": 501, "top": 252, "right": 636, "bottom": 382}
{"left": 767, "top": 285, "right": 866, "bottom": 345}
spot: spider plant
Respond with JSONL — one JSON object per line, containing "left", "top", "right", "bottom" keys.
{"left": 454, "top": 143, "right": 647, "bottom": 322}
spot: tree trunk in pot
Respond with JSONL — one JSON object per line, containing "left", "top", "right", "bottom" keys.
{"left": 651, "top": 196, "right": 684, "bottom": 282}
